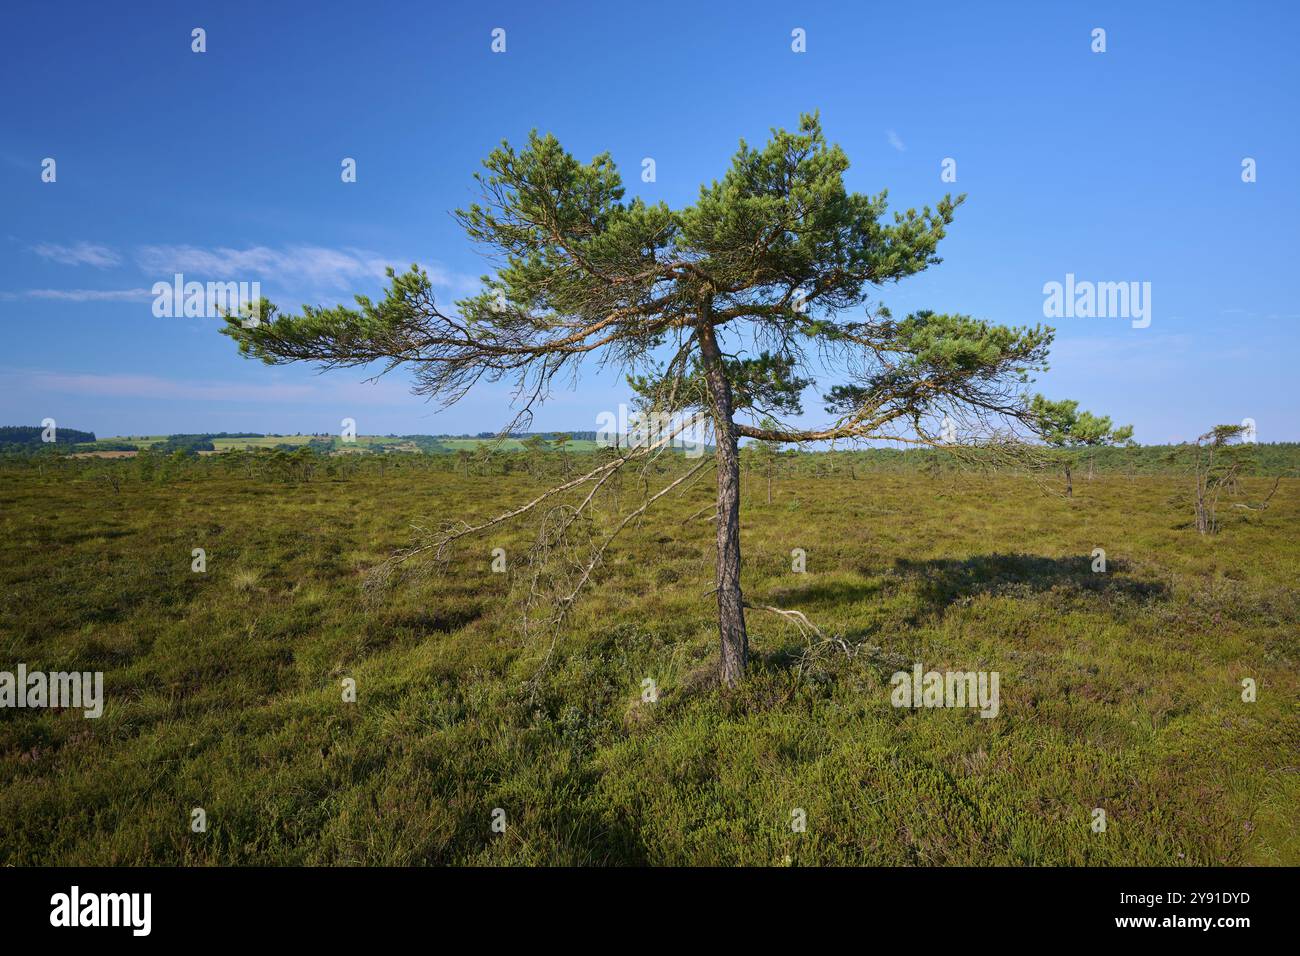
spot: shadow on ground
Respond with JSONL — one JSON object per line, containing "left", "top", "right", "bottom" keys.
{"left": 753, "top": 552, "right": 1170, "bottom": 669}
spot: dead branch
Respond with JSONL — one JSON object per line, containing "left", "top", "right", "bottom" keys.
{"left": 1231, "top": 475, "right": 1283, "bottom": 511}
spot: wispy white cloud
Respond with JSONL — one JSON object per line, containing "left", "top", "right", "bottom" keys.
{"left": 32, "top": 241, "right": 122, "bottom": 268}
{"left": 134, "top": 244, "right": 388, "bottom": 288}
{"left": 8, "top": 241, "right": 481, "bottom": 305}
{"left": 886, "top": 129, "right": 906, "bottom": 152}
{"left": 5, "top": 370, "right": 316, "bottom": 403}
{"left": 1048, "top": 332, "right": 1204, "bottom": 378}
{"left": 1220, "top": 307, "right": 1300, "bottom": 321}
{"left": 0, "top": 288, "right": 153, "bottom": 302}
{"left": 4, "top": 369, "right": 413, "bottom": 405}
{"left": 133, "top": 244, "right": 479, "bottom": 296}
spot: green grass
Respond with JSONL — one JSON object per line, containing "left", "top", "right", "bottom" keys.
{"left": 209, "top": 435, "right": 316, "bottom": 449}
{"left": 97, "top": 435, "right": 169, "bottom": 447}
{"left": 0, "top": 462, "right": 1295, "bottom": 865}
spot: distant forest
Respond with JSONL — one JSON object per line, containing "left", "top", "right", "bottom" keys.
{"left": 0, "top": 425, "right": 96, "bottom": 447}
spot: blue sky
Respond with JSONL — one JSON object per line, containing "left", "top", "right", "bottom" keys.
{"left": 2, "top": 0, "right": 1296, "bottom": 442}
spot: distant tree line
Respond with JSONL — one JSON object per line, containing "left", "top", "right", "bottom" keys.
{"left": 0, "top": 425, "right": 96, "bottom": 447}
{"left": 4, "top": 424, "right": 1295, "bottom": 480}
{"left": 152, "top": 434, "right": 217, "bottom": 455}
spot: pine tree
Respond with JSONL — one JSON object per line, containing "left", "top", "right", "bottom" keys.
{"left": 224, "top": 113, "right": 1060, "bottom": 685}
{"left": 1030, "top": 395, "right": 1134, "bottom": 496}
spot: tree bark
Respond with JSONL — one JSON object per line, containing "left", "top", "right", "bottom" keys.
{"left": 697, "top": 316, "right": 749, "bottom": 685}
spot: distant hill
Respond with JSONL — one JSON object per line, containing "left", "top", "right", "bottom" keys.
{"left": 0, "top": 425, "right": 96, "bottom": 447}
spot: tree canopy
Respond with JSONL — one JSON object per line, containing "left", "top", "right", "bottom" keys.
{"left": 223, "top": 113, "right": 1073, "bottom": 684}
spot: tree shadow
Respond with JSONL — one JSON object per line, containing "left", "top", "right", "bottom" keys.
{"left": 891, "top": 552, "right": 1168, "bottom": 610}
{"left": 752, "top": 552, "right": 1170, "bottom": 668}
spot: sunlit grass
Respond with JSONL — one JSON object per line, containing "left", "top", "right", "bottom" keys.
{"left": 0, "top": 461, "right": 1295, "bottom": 865}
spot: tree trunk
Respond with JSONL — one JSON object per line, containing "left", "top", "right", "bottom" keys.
{"left": 1064, "top": 462, "right": 1073, "bottom": 497}
{"left": 697, "top": 318, "right": 749, "bottom": 685}
{"left": 1194, "top": 456, "right": 1208, "bottom": 534}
